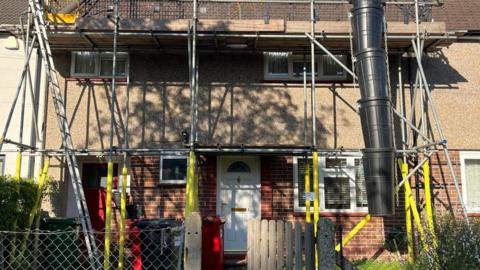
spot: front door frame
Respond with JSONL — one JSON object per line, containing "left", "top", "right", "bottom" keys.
{"left": 216, "top": 155, "right": 261, "bottom": 252}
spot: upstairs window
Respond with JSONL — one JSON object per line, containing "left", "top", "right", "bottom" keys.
{"left": 265, "top": 52, "right": 290, "bottom": 78}
{"left": 264, "top": 52, "right": 348, "bottom": 81}
{"left": 320, "top": 55, "right": 347, "bottom": 80}
{"left": 73, "top": 52, "right": 96, "bottom": 76}
{"left": 71, "top": 51, "right": 129, "bottom": 78}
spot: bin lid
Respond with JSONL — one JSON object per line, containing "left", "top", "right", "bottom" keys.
{"left": 203, "top": 215, "right": 225, "bottom": 224}
{"left": 135, "top": 219, "right": 182, "bottom": 229}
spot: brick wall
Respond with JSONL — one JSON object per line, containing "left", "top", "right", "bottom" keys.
{"left": 130, "top": 155, "right": 217, "bottom": 219}
{"left": 258, "top": 151, "right": 468, "bottom": 261}
{"left": 129, "top": 150, "right": 468, "bottom": 260}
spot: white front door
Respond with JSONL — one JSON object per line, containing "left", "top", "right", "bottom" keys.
{"left": 217, "top": 157, "right": 260, "bottom": 252}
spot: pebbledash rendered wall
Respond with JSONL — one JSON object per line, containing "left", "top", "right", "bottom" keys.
{"left": 42, "top": 42, "right": 480, "bottom": 259}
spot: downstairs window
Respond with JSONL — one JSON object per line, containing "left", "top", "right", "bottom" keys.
{"left": 293, "top": 154, "right": 368, "bottom": 213}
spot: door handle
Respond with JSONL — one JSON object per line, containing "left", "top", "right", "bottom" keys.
{"left": 231, "top": 207, "right": 247, "bottom": 212}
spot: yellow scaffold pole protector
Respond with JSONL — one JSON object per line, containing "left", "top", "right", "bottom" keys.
{"left": 28, "top": 158, "right": 50, "bottom": 227}
{"left": 335, "top": 214, "right": 372, "bottom": 252}
{"left": 15, "top": 152, "right": 22, "bottom": 180}
{"left": 104, "top": 161, "right": 114, "bottom": 270}
{"left": 401, "top": 160, "right": 428, "bottom": 263}
{"left": 305, "top": 162, "right": 311, "bottom": 223}
{"left": 423, "top": 160, "right": 437, "bottom": 246}
{"left": 185, "top": 151, "right": 198, "bottom": 216}
{"left": 402, "top": 162, "right": 414, "bottom": 264}
{"left": 118, "top": 165, "right": 128, "bottom": 270}
{"left": 312, "top": 151, "right": 319, "bottom": 232}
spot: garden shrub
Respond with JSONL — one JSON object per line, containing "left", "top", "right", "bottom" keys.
{"left": 0, "top": 176, "right": 40, "bottom": 231}
{"left": 414, "top": 215, "right": 480, "bottom": 270}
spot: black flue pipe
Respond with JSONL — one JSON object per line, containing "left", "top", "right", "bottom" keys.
{"left": 352, "top": 0, "right": 395, "bottom": 216}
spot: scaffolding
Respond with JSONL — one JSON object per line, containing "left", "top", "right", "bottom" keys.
{"left": 0, "top": 0, "right": 475, "bottom": 267}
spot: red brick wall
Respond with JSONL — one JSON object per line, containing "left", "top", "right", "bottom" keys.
{"left": 258, "top": 151, "right": 467, "bottom": 260}
{"left": 129, "top": 150, "right": 468, "bottom": 260}
{"left": 130, "top": 155, "right": 217, "bottom": 219}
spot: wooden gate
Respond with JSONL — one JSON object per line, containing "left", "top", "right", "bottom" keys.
{"left": 247, "top": 219, "right": 356, "bottom": 270}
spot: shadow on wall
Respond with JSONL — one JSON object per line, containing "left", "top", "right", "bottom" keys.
{"left": 413, "top": 51, "right": 468, "bottom": 91}
{"left": 54, "top": 51, "right": 330, "bottom": 149}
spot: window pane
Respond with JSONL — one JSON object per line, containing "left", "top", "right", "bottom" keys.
{"left": 355, "top": 159, "right": 368, "bottom": 207}
{"left": 465, "top": 159, "right": 480, "bottom": 210}
{"left": 100, "top": 57, "right": 126, "bottom": 77}
{"left": 227, "top": 161, "right": 251, "bottom": 173}
{"left": 322, "top": 55, "right": 345, "bottom": 77}
{"left": 325, "top": 158, "right": 347, "bottom": 169}
{"left": 292, "top": 62, "right": 318, "bottom": 77}
{"left": 74, "top": 52, "right": 96, "bottom": 74}
{"left": 265, "top": 52, "right": 289, "bottom": 75}
{"left": 162, "top": 158, "right": 187, "bottom": 181}
{"left": 324, "top": 177, "right": 350, "bottom": 209}
{"left": 297, "top": 158, "right": 313, "bottom": 208}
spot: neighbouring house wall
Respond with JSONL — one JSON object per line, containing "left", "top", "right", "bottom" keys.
{"left": 0, "top": 34, "right": 46, "bottom": 178}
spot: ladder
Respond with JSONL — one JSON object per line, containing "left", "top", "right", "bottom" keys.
{"left": 27, "top": 0, "right": 100, "bottom": 268}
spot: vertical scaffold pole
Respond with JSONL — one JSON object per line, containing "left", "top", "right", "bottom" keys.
{"left": 118, "top": 56, "right": 131, "bottom": 270}
{"left": 402, "top": 162, "right": 414, "bottom": 263}
{"left": 185, "top": 0, "right": 199, "bottom": 216}
{"left": 305, "top": 162, "right": 311, "bottom": 223}
{"left": 104, "top": 1, "right": 119, "bottom": 269}
{"left": 309, "top": 0, "right": 319, "bottom": 236}
{"left": 423, "top": 160, "right": 436, "bottom": 246}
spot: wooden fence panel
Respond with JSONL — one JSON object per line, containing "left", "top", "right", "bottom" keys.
{"left": 248, "top": 219, "right": 345, "bottom": 270}
{"left": 276, "top": 220, "right": 285, "bottom": 269}
{"left": 253, "top": 219, "right": 261, "bottom": 270}
{"left": 268, "top": 220, "right": 276, "bottom": 270}
{"left": 285, "top": 222, "right": 293, "bottom": 270}
{"left": 294, "top": 222, "right": 302, "bottom": 270}
{"left": 260, "top": 220, "right": 269, "bottom": 270}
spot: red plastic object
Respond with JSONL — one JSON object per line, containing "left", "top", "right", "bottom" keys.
{"left": 131, "top": 225, "right": 142, "bottom": 270}
{"left": 202, "top": 216, "right": 225, "bottom": 270}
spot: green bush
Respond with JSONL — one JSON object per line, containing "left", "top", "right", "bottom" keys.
{"left": 413, "top": 215, "right": 480, "bottom": 270}
{"left": 0, "top": 176, "right": 40, "bottom": 231}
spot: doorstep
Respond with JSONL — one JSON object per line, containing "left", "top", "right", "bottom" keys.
{"left": 224, "top": 251, "right": 247, "bottom": 269}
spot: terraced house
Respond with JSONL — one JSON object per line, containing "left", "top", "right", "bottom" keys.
{"left": 2, "top": 0, "right": 480, "bottom": 264}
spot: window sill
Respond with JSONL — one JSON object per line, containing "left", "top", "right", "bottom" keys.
{"left": 261, "top": 79, "right": 352, "bottom": 84}
{"left": 293, "top": 211, "right": 369, "bottom": 218}
{"left": 66, "top": 77, "right": 128, "bottom": 84}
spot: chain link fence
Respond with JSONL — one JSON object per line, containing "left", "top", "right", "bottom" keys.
{"left": 0, "top": 225, "right": 184, "bottom": 270}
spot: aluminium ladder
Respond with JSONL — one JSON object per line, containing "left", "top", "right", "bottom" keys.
{"left": 27, "top": 0, "right": 101, "bottom": 268}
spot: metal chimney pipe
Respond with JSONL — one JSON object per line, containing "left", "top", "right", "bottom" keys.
{"left": 352, "top": 0, "right": 395, "bottom": 216}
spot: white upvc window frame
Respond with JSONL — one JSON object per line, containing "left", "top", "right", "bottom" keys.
{"left": 263, "top": 53, "right": 348, "bottom": 81}
{"left": 293, "top": 153, "right": 368, "bottom": 213}
{"left": 460, "top": 151, "right": 480, "bottom": 213}
{"left": 0, "top": 155, "right": 5, "bottom": 176}
{"left": 159, "top": 154, "right": 188, "bottom": 185}
{"left": 263, "top": 52, "right": 291, "bottom": 80}
{"left": 318, "top": 54, "right": 348, "bottom": 81}
{"left": 70, "top": 51, "right": 129, "bottom": 78}
{"left": 71, "top": 51, "right": 97, "bottom": 77}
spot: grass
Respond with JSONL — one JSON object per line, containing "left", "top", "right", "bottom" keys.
{"left": 354, "top": 260, "right": 407, "bottom": 270}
